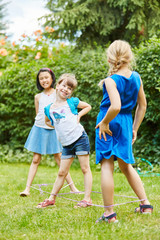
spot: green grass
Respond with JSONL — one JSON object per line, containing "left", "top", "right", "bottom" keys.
{"left": 0, "top": 163, "right": 159, "bottom": 240}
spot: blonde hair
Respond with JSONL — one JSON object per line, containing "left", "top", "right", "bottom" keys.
{"left": 107, "top": 40, "right": 133, "bottom": 75}
{"left": 99, "top": 40, "right": 134, "bottom": 87}
{"left": 57, "top": 73, "right": 78, "bottom": 90}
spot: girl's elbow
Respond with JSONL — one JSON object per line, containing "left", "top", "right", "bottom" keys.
{"left": 112, "top": 106, "right": 120, "bottom": 115}
{"left": 116, "top": 107, "right": 121, "bottom": 114}
{"left": 143, "top": 103, "right": 147, "bottom": 113}
{"left": 118, "top": 102, "right": 121, "bottom": 112}
{"left": 144, "top": 100, "right": 147, "bottom": 110}
{"left": 114, "top": 103, "right": 121, "bottom": 113}
{"left": 140, "top": 101, "right": 147, "bottom": 112}
{"left": 86, "top": 104, "right": 92, "bottom": 112}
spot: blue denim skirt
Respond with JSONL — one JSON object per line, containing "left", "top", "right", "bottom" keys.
{"left": 24, "top": 125, "right": 62, "bottom": 155}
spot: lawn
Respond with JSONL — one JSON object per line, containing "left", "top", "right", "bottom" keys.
{"left": 0, "top": 163, "right": 159, "bottom": 240}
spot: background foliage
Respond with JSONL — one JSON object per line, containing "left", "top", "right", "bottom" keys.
{"left": 43, "top": 0, "right": 160, "bottom": 47}
{"left": 0, "top": 32, "right": 159, "bottom": 164}
{"left": 133, "top": 37, "right": 160, "bottom": 165}
{"left": 0, "top": 0, "right": 8, "bottom": 34}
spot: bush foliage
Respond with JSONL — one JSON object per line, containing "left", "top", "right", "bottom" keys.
{"left": 0, "top": 33, "right": 159, "bottom": 164}
{"left": 133, "top": 37, "right": 160, "bottom": 165}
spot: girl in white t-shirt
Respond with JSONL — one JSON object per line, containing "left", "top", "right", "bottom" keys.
{"left": 20, "top": 68, "right": 79, "bottom": 197}
{"left": 36, "top": 73, "right": 93, "bottom": 208}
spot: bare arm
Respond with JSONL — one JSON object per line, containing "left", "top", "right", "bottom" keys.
{"left": 95, "top": 78, "right": 121, "bottom": 141}
{"left": 34, "top": 94, "right": 40, "bottom": 115}
{"left": 45, "top": 116, "right": 54, "bottom": 129}
{"left": 77, "top": 101, "right": 92, "bottom": 122}
{"left": 132, "top": 79, "right": 147, "bottom": 144}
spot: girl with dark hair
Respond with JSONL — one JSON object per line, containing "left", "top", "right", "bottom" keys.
{"left": 20, "top": 68, "right": 79, "bottom": 197}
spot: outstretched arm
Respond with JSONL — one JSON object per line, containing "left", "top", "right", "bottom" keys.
{"left": 132, "top": 79, "right": 147, "bottom": 144}
{"left": 77, "top": 101, "right": 91, "bottom": 122}
{"left": 95, "top": 78, "right": 121, "bottom": 141}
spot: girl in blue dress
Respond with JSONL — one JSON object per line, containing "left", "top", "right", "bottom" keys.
{"left": 20, "top": 68, "right": 79, "bottom": 197}
{"left": 95, "top": 40, "right": 153, "bottom": 223}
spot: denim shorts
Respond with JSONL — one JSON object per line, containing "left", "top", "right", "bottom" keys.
{"left": 61, "top": 131, "right": 90, "bottom": 159}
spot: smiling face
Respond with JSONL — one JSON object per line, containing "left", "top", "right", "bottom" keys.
{"left": 56, "top": 80, "right": 73, "bottom": 99}
{"left": 38, "top": 71, "right": 53, "bottom": 90}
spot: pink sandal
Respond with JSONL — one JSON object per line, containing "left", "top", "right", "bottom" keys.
{"left": 74, "top": 199, "right": 92, "bottom": 208}
{"left": 36, "top": 199, "right": 55, "bottom": 208}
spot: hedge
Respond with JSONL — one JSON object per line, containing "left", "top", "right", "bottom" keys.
{"left": 0, "top": 37, "right": 159, "bottom": 164}
{"left": 133, "top": 37, "right": 160, "bottom": 164}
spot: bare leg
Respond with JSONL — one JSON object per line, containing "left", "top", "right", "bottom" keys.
{"left": 54, "top": 153, "right": 79, "bottom": 192}
{"left": 78, "top": 154, "right": 92, "bottom": 201}
{"left": 49, "top": 158, "right": 74, "bottom": 201}
{"left": 101, "top": 156, "right": 115, "bottom": 219}
{"left": 20, "top": 153, "right": 41, "bottom": 196}
{"left": 118, "top": 158, "right": 151, "bottom": 212}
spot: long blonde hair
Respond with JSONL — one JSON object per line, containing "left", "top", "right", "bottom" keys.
{"left": 99, "top": 40, "right": 134, "bottom": 87}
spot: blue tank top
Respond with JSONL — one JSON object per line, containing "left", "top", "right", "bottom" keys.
{"left": 100, "top": 71, "right": 141, "bottom": 112}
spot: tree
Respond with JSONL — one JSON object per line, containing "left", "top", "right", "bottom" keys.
{"left": 43, "top": 0, "right": 160, "bottom": 47}
{"left": 0, "top": 0, "right": 8, "bottom": 35}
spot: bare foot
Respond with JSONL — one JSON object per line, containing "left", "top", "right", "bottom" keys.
{"left": 70, "top": 189, "right": 84, "bottom": 194}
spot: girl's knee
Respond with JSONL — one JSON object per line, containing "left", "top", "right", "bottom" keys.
{"left": 81, "top": 165, "right": 90, "bottom": 174}
{"left": 54, "top": 153, "right": 61, "bottom": 166}
{"left": 58, "top": 169, "right": 68, "bottom": 178}
{"left": 32, "top": 154, "right": 41, "bottom": 165}
{"left": 54, "top": 153, "right": 61, "bottom": 161}
{"left": 119, "top": 162, "right": 131, "bottom": 175}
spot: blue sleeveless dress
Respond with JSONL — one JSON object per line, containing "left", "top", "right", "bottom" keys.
{"left": 95, "top": 71, "right": 141, "bottom": 164}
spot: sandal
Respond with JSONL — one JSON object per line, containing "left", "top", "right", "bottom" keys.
{"left": 36, "top": 199, "right": 55, "bottom": 208}
{"left": 135, "top": 204, "right": 153, "bottom": 214}
{"left": 74, "top": 199, "right": 92, "bottom": 208}
{"left": 20, "top": 191, "right": 30, "bottom": 197}
{"left": 96, "top": 212, "right": 118, "bottom": 224}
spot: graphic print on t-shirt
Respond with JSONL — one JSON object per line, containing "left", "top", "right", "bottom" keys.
{"left": 52, "top": 109, "right": 65, "bottom": 124}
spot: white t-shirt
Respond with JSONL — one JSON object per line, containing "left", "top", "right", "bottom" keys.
{"left": 35, "top": 91, "right": 56, "bottom": 129}
{"left": 49, "top": 103, "right": 84, "bottom": 146}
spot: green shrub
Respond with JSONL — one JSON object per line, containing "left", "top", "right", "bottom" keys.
{"left": 133, "top": 37, "right": 160, "bottom": 165}
{"left": 0, "top": 37, "right": 159, "bottom": 165}
{"left": 0, "top": 45, "right": 107, "bottom": 150}
{"left": 0, "top": 62, "right": 38, "bottom": 148}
